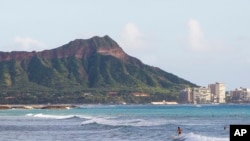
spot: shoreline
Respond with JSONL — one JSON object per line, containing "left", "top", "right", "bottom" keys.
{"left": 1, "top": 103, "right": 248, "bottom": 110}
{"left": 0, "top": 104, "right": 77, "bottom": 110}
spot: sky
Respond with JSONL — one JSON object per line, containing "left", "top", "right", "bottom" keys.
{"left": 0, "top": 0, "right": 249, "bottom": 90}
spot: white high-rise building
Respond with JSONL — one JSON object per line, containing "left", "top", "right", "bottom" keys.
{"left": 208, "top": 82, "right": 226, "bottom": 103}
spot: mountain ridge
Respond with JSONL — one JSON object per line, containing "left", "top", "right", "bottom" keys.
{"left": 0, "top": 35, "right": 197, "bottom": 104}
{"left": 0, "top": 35, "right": 128, "bottom": 61}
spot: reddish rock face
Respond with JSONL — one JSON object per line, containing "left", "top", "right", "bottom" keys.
{"left": 0, "top": 35, "right": 129, "bottom": 62}
{"left": 0, "top": 51, "right": 36, "bottom": 62}
{"left": 97, "top": 47, "right": 128, "bottom": 61}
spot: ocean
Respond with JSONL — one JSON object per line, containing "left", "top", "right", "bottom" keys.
{"left": 1, "top": 104, "right": 250, "bottom": 141}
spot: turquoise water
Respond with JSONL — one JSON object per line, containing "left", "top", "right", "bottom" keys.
{"left": 1, "top": 104, "right": 250, "bottom": 141}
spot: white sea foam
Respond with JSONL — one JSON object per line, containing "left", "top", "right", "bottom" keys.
{"left": 26, "top": 113, "right": 33, "bottom": 116}
{"left": 25, "top": 113, "right": 82, "bottom": 119}
{"left": 176, "top": 132, "right": 228, "bottom": 141}
{"left": 81, "top": 117, "right": 143, "bottom": 126}
{"left": 81, "top": 116, "right": 173, "bottom": 127}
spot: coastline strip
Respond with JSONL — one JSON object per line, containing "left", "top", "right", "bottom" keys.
{"left": 0, "top": 104, "right": 77, "bottom": 110}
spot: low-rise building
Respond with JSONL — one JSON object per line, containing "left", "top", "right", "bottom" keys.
{"left": 229, "top": 87, "right": 250, "bottom": 103}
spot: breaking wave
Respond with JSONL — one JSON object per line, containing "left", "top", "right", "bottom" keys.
{"left": 26, "top": 113, "right": 83, "bottom": 120}
{"left": 81, "top": 117, "right": 175, "bottom": 127}
{"left": 171, "top": 132, "right": 228, "bottom": 141}
{"left": 26, "top": 113, "right": 175, "bottom": 127}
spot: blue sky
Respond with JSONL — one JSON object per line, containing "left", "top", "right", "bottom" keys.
{"left": 1, "top": 0, "right": 249, "bottom": 90}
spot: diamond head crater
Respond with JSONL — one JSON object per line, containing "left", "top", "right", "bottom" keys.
{"left": 0, "top": 36, "right": 197, "bottom": 104}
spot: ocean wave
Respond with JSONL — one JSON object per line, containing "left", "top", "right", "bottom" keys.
{"left": 81, "top": 117, "right": 174, "bottom": 127}
{"left": 172, "top": 132, "right": 228, "bottom": 141}
{"left": 25, "top": 113, "right": 83, "bottom": 120}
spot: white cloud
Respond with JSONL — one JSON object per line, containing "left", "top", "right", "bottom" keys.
{"left": 187, "top": 19, "right": 229, "bottom": 53}
{"left": 187, "top": 19, "right": 208, "bottom": 52}
{"left": 120, "top": 22, "right": 147, "bottom": 50}
{"left": 119, "top": 22, "right": 158, "bottom": 65}
{"left": 14, "top": 36, "right": 46, "bottom": 51}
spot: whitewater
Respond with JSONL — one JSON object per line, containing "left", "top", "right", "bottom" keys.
{"left": 1, "top": 104, "right": 249, "bottom": 141}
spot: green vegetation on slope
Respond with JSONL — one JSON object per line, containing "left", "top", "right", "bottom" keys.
{"left": 0, "top": 54, "right": 195, "bottom": 104}
{"left": 0, "top": 36, "right": 197, "bottom": 104}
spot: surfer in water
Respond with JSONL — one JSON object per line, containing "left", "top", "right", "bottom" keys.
{"left": 177, "top": 127, "right": 182, "bottom": 136}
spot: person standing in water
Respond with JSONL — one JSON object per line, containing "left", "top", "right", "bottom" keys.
{"left": 177, "top": 127, "right": 182, "bottom": 136}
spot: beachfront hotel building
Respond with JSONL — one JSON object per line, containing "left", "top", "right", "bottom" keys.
{"left": 179, "top": 87, "right": 211, "bottom": 104}
{"left": 208, "top": 82, "right": 226, "bottom": 103}
{"left": 179, "top": 88, "right": 193, "bottom": 103}
{"left": 179, "top": 82, "right": 226, "bottom": 104}
{"left": 229, "top": 87, "right": 250, "bottom": 103}
{"left": 193, "top": 87, "right": 211, "bottom": 104}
